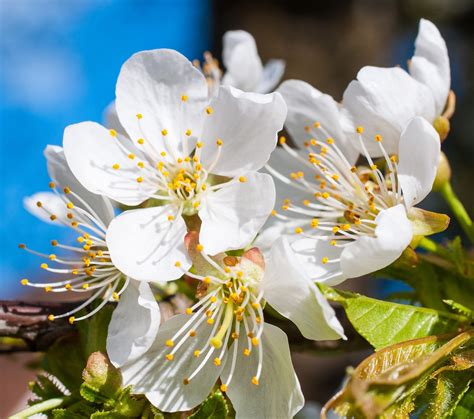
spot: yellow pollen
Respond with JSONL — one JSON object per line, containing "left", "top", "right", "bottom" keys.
{"left": 186, "top": 308, "right": 193, "bottom": 315}
{"left": 40, "top": 263, "right": 48, "bottom": 269}
{"left": 21, "top": 279, "right": 28, "bottom": 285}
{"left": 193, "top": 201, "right": 200, "bottom": 209}
{"left": 370, "top": 164, "right": 378, "bottom": 171}
{"left": 322, "top": 192, "right": 330, "bottom": 199}
{"left": 65, "top": 284, "right": 72, "bottom": 290}
{"left": 165, "top": 339, "right": 174, "bottom": 347}
{"left": 183, "top": 378, "right": 190, "bottom": 385}
{"left": 375, "top": 134, "right": 382, "bottom": 142}
{"left": 210, "top": 296, "right": 217, "bottom": 303}
{"left": 82, "top": 284, "right": 89, "bottom": 289}
{"left": 48, "top": 182, "right": 55, "bottom": 189}
{"left": 216, "top": 138, "right": 223, "bottom": 146}
{"left": 194, "top": 350, "right": 200, "bottom": 357}
{"left": 303, "top": 199, "right": 310, "bottom": 206}
{"left": 322, "top": 257, "right": 329, "bottom": 264}
{"left": 137, "top": 138, "right": 144, "bottom": 145}
{"left": 220, "top": 384, "right": 228, "bottom": 392}
{"left": 214, "top": 357, "right": 221, "bottom": 366}
{"left": 342, "top": 224, "right": 351, "bottom": 231}
{"left": 185, "top": 129, "right": 192, "bottom": 136}
{"left": 66, "top": 202, "right": 74, "bottom": 210}
{"left": 50, "top": 215, "right": 57, "bottom": 221}
{"left": 109, "top": 129, "right": 117, "bottom": 137}
{"left": 189, "top": 330, "right": 196, "bottom": 337}
{"left": 63, "top": 186, "right": 71, "bottom": 194}
{"left": 330, "top": 240, "right": 337, "bottom": 246}
{"left": 311, "top": 218, "right": 319, "bottom": 228}
{"left": 196, "top": 141, "right": 203, "bottom": 148}
{"left": 181, "top": 95, "right": 188, "bottom": 102}
{"left": 327, "top": 137, "right": 334, "bottom": 144}
{"left": 36, "top": 201, "right": 42, "bottom": 207}
{"left": 18, "top": 243, "right": 26, "bottom": 249}
{"left": 356, "top": 126, "right": 364, "bottom": 134}
{"left": 207, "top": 318, "right": 214, "bottom": 325}
{"left": 390, "top": 155, "right": 398, "bottom": 163}
{"left": 196, "top": 244, "right": 204, "bottom": 252}
{"left": 252, "top": 377, "right": 259, "bottom": 386}
{"left": 44, "top": 286, "right": 52, "bottom": 292}
{"left": 47, "top": 314, "right": 55, "bottom": 321}
{"left": 49, "top": 254, "right": 56, "bottom": 261}
{"left": 251, "top": 337, "right": 259, "bottom": 346}
{"left": 161, "top": 129, "right": 168, "bottom": 136}
{"left": 243, "top": 348, "right": 250, "bottom": 356}
{"left": 136, "top": 113, "right": 143, "bottom": 119}
{"left": 271, "top": 209, "right": 277, "bottom": 216}
{"left": 279, "top": 136, "right": 286, "bottom": 145}
{"left": 203, "top": 277, "right": 211, "bottom": 285}
{"left": 160, "top": 151, "right": 167, "bottom": 158}
{"left": 304, "top": 125, "right": 310, "bottom": 132}
{"left": 128, "top": 153, "right": 135, "bottom": 159}
{"left": 256, "top": 316, "right": 261, "bottom": 324}
{"left": 314, "top": 121, "right": 321, "bottom": 128}
{"left": 232, "top": 332, "right": 239, "bottom": 339}
{"left": 68, "top": 316, "right": 75, "bottom": 324}
{"left": 206, "top": 106, "right": 213, "bottom": 115}
{"left": 137, "top": 161, "right": 145, "bottom": 168}
{"left": 294, "top": 227, "right": 303, "bottom": 234}
{"left": 136, "top": 176, "right": 143, "bottom": 183}
{"left": 113, "top": 292, "right": 120, "bottom": 301}
{"left": 112, "top": 164, "right": 120, "bottom": 170}
{"left": 332, "top": 226, "right": 340, "bottom": 233}
{"left": 167, "top": 215, "right": 174, "bottom": 221}
{"left": 165, "top": 354, "right": 174, "bottom": 361}
{"left": 174, "top": 261, "right": 181, "bottom": 268}
{"left": 332, "top": 174, "right": 339, "bottom": 181}
{"left": 72, "top": 269, "right": 79, "bottom": 275}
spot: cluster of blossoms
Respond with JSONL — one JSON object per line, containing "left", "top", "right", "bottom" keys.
{"left": 20, "top": 21, "right": 449, "bottom": 418}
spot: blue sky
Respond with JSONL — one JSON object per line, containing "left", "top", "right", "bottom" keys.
{"left": 0, "top": 0, "right": 211, "bottom": 298}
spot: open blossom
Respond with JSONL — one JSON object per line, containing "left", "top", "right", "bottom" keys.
{"left": 62, "top": 49, "right": 286, "bottom": 283}
{"left": 267, "top": 116, "right": 440, "bottom": 284}
{"left": 110, "top": 232, "right": 344, "bottom": 418}
{"left": 278, "top": 19, "right": 449, "bottom": 157}
{"left": 21, "top": 146, "right": 160, "bottom": 362}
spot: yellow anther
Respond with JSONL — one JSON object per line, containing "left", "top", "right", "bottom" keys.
{"left": 128, "top": 153, "right": 135, "bottom": 160}
{"left": 66, "top": 202, "right": 74, "bottom": 209}
{"left": 370, "top": 164, "right": 378, "bottom": 171}
{"left": 186, "top": 308, "right": 193, "bottom": 315}
{"left": 136, "top": 176, "right": 144, "bottom": 183}
{"left": 50, "top": 215, "right": 57, "bottom": 221}
{"left": 196, "top": 141, "right": 203, "bottom": 148}
{"left": 314, "top": 121, "right": 321, "bottom": 128}
{"left": 356, "top": 126, "right": 364, "bottom": 134}
{"left": 294, "top": 227, "right": 303, "bottom": 234}
{"left": 185, "top": 129, "right": 192, "bottom": 136}
{"left": 165, "top": 339, "right": 174, "bottom": 347}
{"left": 206, "top": 309, "right": 213, "bottom": 317}
{"left": 251, "top": 337, "right": 259, "bottom": 346}
{"left": 137, "top": 161, "right": 145, "bottom": 168}
{"left": 72, "top": 269, "right": 79, "bottom": 275}
{"left": 327, "top": 137, "right": 334, "bottom": 144}
{"left": 311, "top": 218, "right": 319, "bottom": 228}
{"left": 243, "top": 348, "right": 250, "bottom": 356}
{"left": 49, "top": 182, "right": 55, "bottom": 189}
{"left": 375, "top": 134, "right": 382, "bottom": 142}
{"left": 18, "top": 243, "right": 26, "bottom": 249}
{"left": 77, "top": 236, "right": 84, "bottom": 243}
{"left": 65, "top": 284, "right": 72, "bottom": 290}
{"left": 210, "top": 296, "right": 217, "bottom": 303}
{"left": 330, "top": 240, "right": 337, "bottom": 246}
{"left": 390, "top": 155, "right": 398, "bottom": 163}
{"left": 207, "top": 318, "right": 214, "bottom": 325}
{"left": 271, "top": 209, "right": 277, "bottom": 216}
{"left": 203, "top": 277, "right": 211, "bottom": 285}
{"left": 224, "top": 267, "right": 231, "bottom": 274}
{"left": 226, "top": 281, "right": 233, "bottom": 288}
{"left": 44, "top": 286, "right": 52, "bottom": 292}
{"left": 109, "top": 129, "right": 117, "bottom": 137}
{"left": 167, "top": 215, "right": 175, "bottom": 221}
{"left": 304, "top": 125, "right": 310, "bottom": 132}
{"left": 216, "top": 138, "right": 223, "bottom": 146}
{"left": 342, "top": 224, "right": 351, "bottom": 231}
{"left": 174, "top": 261, "right": 181, "bottom": 268}
{"left": 40, "top": 263, "right": 48, "bottom": 269}
{"left": 282, "top": 205, "right": 289, "bottom": 211}
{"left": 210, "top": 337, "right": 222, "bottom": 349}
{"left": 183, "top": 378, "right": 190, "bottom": 385}
{"left": 68, "top": 316, "right": 75, "bottom": 324}
{"left": 137, "top": 138, "right": 144, "bottom": 145}
{"left": 193, "top": 201, "right": 200, "bottom": 209}
{"left": 332, "top": 174, "right": 339, "bottom": 181}
{"left": 112, "top": 164, "right": 120, "bottom": 170}
{"left": 252, "top": 376, "right": 259, "bottom": 386}
{"left": 36, "top": 201, "right": 42, "bottom": 207}
{"left": 165, "top": 354, "right": 174, "bottom": 361}
{"left": 279, "top": 136, "right": 286, "bottom": 145}
{"left": 82, "top": 283, "right": 89, "bottom": 289}
{"left": 195, "top": 163, "right": 202, "bottom": 170}
{"left": 194, "top": 350, "right": 201, "bottom": 357}
{"left": 160, "top": 151, "right": 167, "bottom": 157}
{"left": 303, "top": 199, "right": 310, "bottom": 206}
{"left": 322, "top": 257, "right": 329, "bottom": 264}
{"left": 136, "top": 113, "right": 143, "bottom": 119}
{"left": 214, "top": 357, "right": 221, "bottom": 366}
{"left": 322, "top": 192, "right": 330, "bottom": 199}
{"left": 112, "top": 292, "right": 120, "bottom": 301}
{"left": 161, "top": 129, "right": 168, "bottom": 136}
{"left": 63, "top": 186, "right": 71, "bottom": 194}
{"left": 47, "top": 314, "right": 55, "bottom": 321}
{"left": 67, "top": 213, "right": 73, "bottom": 220}
{"left": 49, "top": 254, "right": 56, "bottom": 261}
{"left": 21, "top": 279, "right": 28, "bottom": 285}
{"left": 206, "top": 106, "right": 213, "bottom": 115}
{"left": 181, "top": 95, "right": 188, "bottom": 102}
{"left": 232, "top": 332, "right": 239, "bottom": 339}
{"left": 332, "top": 226, "right": 340, "bottom": 233}
{"left": 220, "top": 384, "right": 228, "bottom": 392}
{"left": 196, "top": 244, "right": 204, "bottom": 252}
{"left": 189, "top": 330, "right": 196, "bottom": 337}
{"left": 256, "top": 316, "right": 261, "bottom": 324}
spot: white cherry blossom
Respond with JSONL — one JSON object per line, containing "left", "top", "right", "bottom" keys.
{"left": 62, "top": 49, "right": 286, "bottom": 284}
{"left": 111, "top": 232, "right": 344, "bottom": 419}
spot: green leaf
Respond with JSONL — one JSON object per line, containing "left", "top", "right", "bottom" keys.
{"left": 29, "top": 374, "right": 66, "bottom": 401}
{"left": 321, "top": 286, "right": 467, "bottom": 350}
{"left": 76, "top": 304, "right": 114, "bottom": 357}
{"left": 451, "top": 386, "right": 474, "bottom": 418}
{"left": 444, "top": 300, "right": 474, "bottom": 320}
{"left": 190, "top": 390, "right": 228, "bottom": 419}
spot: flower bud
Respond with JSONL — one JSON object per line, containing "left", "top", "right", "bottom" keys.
{"left": 433, "top": 116, "right": 450, "bottom": 142}
{"left": 82, "top": 351, "right": 122, "bottom": 397}
{"left": 433, "top": 152, "right": 451, "bottom": 191}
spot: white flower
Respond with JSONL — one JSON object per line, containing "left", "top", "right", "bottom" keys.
{"left": 221, "top": 30, "right": 285, "bottom": 94}
{"left": 342, "top": 19, "right": 450, "bottom": 155}
{"left": 266, "top": 117, "right": 440, "bottom": 284}
{"left": 21, "top": 145, "right": 160, "bottom": 363}
{"left": 111, "top": 232, "right": 344, "bottom": 418}
{"left": 62, "top": 49, "right": 286, "bottom": 283}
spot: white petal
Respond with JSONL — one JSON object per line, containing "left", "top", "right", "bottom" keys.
{"left": 106, "top": 205, "right": 191, "bottom": 282}
{"left": 222, "top": 30, "right": 263, "bottom": 91}
{"left": 23, "top": 192, "right": 68, "bottom": 224}
{"left": 410, "top": 19, "right": 450, "bottom": 115}
{"left": 278, "top": 80, "right": 359, "bottom": 164}
{"left": 107, "top": 280, "right": 161, "bottom": 368}
{"left": 263, "top": 237, "right": 345, "bottom": 340}
{"left": 256, "top": 59, "right": 285, "bottom": 93}
{"left": 103, "top": 100, "right": 127, "bottom": 136}
{"left": 199, "top": 86, "right": 287, "bottom": 176}
{"left": 291, "top": 238, "right": 346, "bottom": 286}
{"left": 342, "top": 66, "right": 436, "bottom": 155}
{"left": 44, "top": 145, "right": 115, "bottom": 226}
{"left": 221, "top": 323, "right": 305, "bottom": 419}
{"left": 63, "top": 121, "right": 154, "bottom": 206}
{"left": 121, "top": 314, "right": 225, "bottom": 412}
{"left": 199, "top": 172, "right": 275, "bottom": 254}
{"left": 340, "top": 204, "right": 412, "bottom": 278}
{"left": 398, "top": 117, "right": 440, "bottom": 208}
{"left": 115, "top": 49, "right": 208, "bottom": 158}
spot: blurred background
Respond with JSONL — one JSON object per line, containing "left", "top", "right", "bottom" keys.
{"left": 1, "top": 0, "right": 473, "bottom": 416}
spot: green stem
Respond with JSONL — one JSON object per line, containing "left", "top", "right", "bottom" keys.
{"left": 418, "top": 237, "right": 444, "bottom": 255}
{"left": 439, "top": 182, "right": 474, "bottom": 243}
{"left": 10, "top": 398, "right": 65, "bottom": 419}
